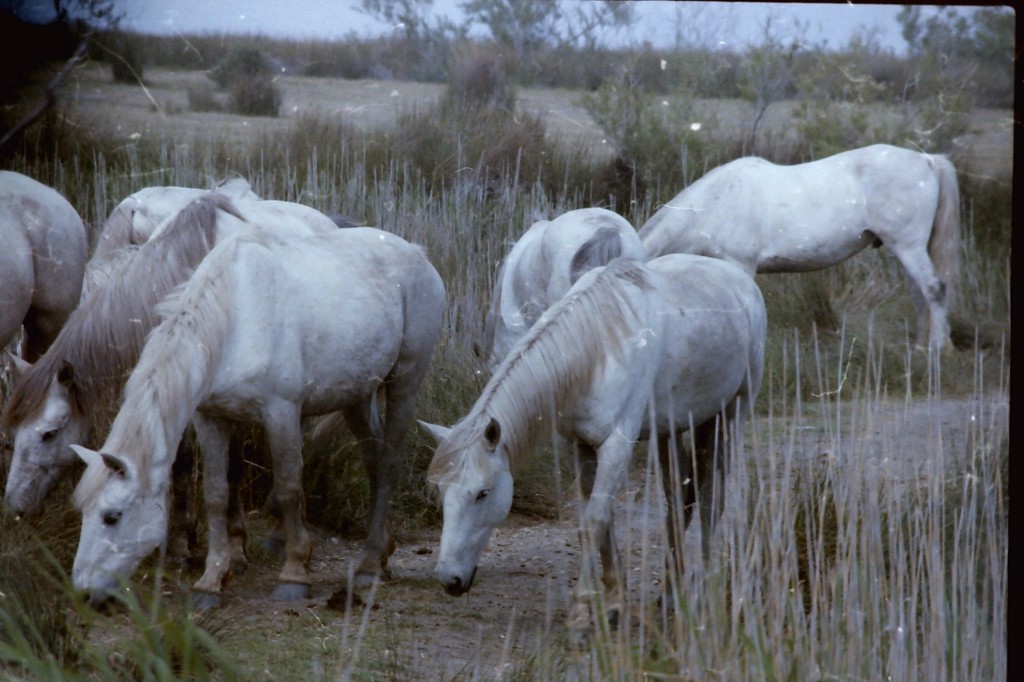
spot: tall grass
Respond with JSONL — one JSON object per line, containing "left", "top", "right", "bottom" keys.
{"left": 0, "top": 67, "right": 1010, "bottom": 678}
{"left": 468, "top": 325, "right": 1007, "bottom": 680}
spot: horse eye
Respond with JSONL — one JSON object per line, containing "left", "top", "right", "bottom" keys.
{"left": 475, "top": 489, "right": 490, "bottom": 502}
{"left": 41, "top": 430, "right": 58, "bottom": 442}
{"left": 102, "top": 510, "right": 122, "bottom": 526}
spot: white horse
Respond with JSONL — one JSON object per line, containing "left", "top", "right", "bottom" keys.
{"left": 0, "top": 171, "right": 87, "bottom": 362}
{"left": 83, "top": 178, "right": 260, "bottom": 295}
{"left": 71, "top": 213, "right": 446, "bottom": 607}
{"left": 482, "top": 207, "right": 643, "bottom": 368}
{"left": 2, "top": 188, "right": 335, "bottom": 519}
{"left": 424, "top": 255, "right": 766, "bottom": 633}
{"left": 638, "top": 144, "right": 961, "bottom": 351}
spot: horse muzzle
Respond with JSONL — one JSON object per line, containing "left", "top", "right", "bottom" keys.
{"left": 439, "top": 566, "right": 477, "bottom": 596}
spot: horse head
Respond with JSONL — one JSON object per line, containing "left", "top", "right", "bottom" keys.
{"left": 4, "top": 357, "right": 89, "bottom": 514}
{"left": 70, "top": 444, "right": 168, "bottom": 606}
{"left": 424, "top": 415, "right": 514, "bottom": 596}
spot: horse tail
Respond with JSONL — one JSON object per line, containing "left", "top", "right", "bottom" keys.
{"left": 570, "top": 226, "right": 635, "bottom": 284}
{"left": 929, "top": 154, "right": 962, "bottom": 315}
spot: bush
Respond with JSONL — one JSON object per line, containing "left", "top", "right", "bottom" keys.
{"left": 227, "top": 74, "right": 282, "bottom": 117}
{"left": 208, "top": 45, "right": 273, "bottom": 90}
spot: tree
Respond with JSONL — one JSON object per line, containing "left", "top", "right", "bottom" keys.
{"left": 739, "top": 14, "right": 805, "bottom": 152}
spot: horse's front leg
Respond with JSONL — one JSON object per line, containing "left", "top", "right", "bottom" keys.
{"left": 264, "top": 402, "right": 313, "bottom": 601}
{"left": 569, "top": 437, "right": 631, "bottom": 635}
{"left": 188, "top": 415, "right": 233, "bottom": 609}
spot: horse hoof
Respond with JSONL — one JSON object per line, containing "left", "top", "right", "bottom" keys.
{"left": 188, "top": 591, "right": 221, "bottom": 611}
{"left": 230, "top": 558, "right": 249, "bottom": 576}
{"left": 271, "top": 582, "right": 311, "bottom": 601}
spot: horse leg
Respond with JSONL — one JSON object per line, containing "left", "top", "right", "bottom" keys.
{"left": 263, "top": 402, "right": 313, "bottom": 601}
{"left": 891, "top": 246, "right": 951, "bottom": 352}
{"left": 692, "top": 415, "right": 729, "bottom": 563}
{"left": 340, "top": 399, "right": 391, "bottom": 588}
{"left": 657, "top": 429, "right": 697, "bottom": 597}
{"left": 168, "top": 428, "right": 198, "bottom": 568}
{"left": 226, "top": 429, "right": 250, "bottom": 574}
{"left": 573, "top": 442, "right": 623, "bottom": 628}
{"left": 19, "top": 309, "right": 61, "bottom": 363}
{"left": 569, "top": 435, "right": 632, "bottom": 635}
{"left": 189, "top": 415, "right": 234, "bottom": 608}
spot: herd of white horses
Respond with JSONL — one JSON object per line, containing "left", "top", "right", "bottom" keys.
{"left": 0, "top": 143, "right": 963, "bottom": 634}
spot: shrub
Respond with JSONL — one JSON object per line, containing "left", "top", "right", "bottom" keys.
{"left": 446, "top": 45, "right": 515, "bottom": 112}
{"left": 227, "top": 74, "right": 281, "bottom": 117}
{"left": 208, "top": 45, "right": 272, "bottom": 90}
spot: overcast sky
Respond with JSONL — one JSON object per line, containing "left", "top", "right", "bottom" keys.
{"left": 6, "top": 1, "right": 996, "bottom": 55}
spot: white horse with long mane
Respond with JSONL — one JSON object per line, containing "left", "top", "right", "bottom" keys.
{"left": 2, "top": 186, "right": 334, "bottom": 516}
{"left": 638, "top": 144, "right": 961, "bottom": 351}
{"left": 424, "top": 254, "right": 766, "bottom": 633}
{"left": 0, "top": 171, "right": 87, "bottom": 362}
{"left": 482, "top": 207, "right": 643, "bottom": 368}
{"left": 71, "top": 207, "right": 446, "bottom": 606}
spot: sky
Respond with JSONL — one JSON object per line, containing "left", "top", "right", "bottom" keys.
{"left": 116, "top": 1, "right": 993, "bottom": 55}
{"left": 8, "top": 1, "right": 996, "bottom": 55}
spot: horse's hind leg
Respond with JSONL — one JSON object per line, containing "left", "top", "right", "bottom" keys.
{"left": 262, "top": 403, "right": 313, "bottom": 600}
{"left": 342, "top": 397, "right": 394, "bottom": 588}
{"left": 657, "top": 430, "right": 696, "bottom": 584}
{"left": 892, "top": 246, "right": 951, "bottom": 352}
{"left": 692, "top": 414, "right": 730, "bottom": 563}
{"left": 168, "top": 429, "right": 198, "bottom": 568}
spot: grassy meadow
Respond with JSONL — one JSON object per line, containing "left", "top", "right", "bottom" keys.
{"left": 0, "top": 41, "right": 1011, "bottom": 681}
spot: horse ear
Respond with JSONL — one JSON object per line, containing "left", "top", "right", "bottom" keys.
{"left": 70, "top": 444, "right": 100, "bottom": 467}
{"left": 418, "top": 420, "right": 451, "bottom": 445}
{"left": 100, "top": 453, "right": 130, "bottom": 479}
{"left": 8, "top": 352, "right": 32, "bottom": 379}
{"left": 484, "top": 418, "right": 501, "bottom": 450}
{"left": 57, "top": 360, "right": 75, "bottom": 386}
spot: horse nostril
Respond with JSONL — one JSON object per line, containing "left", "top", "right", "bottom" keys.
{"left": 443, "top": 576, "right": 463, "bottom": 596}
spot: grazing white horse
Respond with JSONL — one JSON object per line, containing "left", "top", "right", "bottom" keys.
{"left": 0, "top": 171, "right": 87, "bottom": 362}
{"left": 71, "top": 212, "right": 446, "bottom": 607}
{"left": 638, "top": 144, "right": 961, "bottom": 351}
{"left": 424, "top": 255, "right": 766, "bottom": 634}
{"left": 482, "top": 207, "right": 643, "bottom": 368}
{"left": 2, "top": 187, "right": 335, "bottom": 518}
{"left": 83, "top": 179, "right": 260, "bottom": 295}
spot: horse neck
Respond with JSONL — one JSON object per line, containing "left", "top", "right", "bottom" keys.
{"left": 477, "top": 262, "right": 641, "bottom": 470}
{"left": 103, "top": 248, "right": 236, "bottom": 490}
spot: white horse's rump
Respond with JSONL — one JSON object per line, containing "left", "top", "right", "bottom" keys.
{"left": 0, "top": 171, "right": 87, "bottom": 362}
{"left": 72, "top": 218, "right": 446, "bottom": 605}
{"left": 426, "top": 254, "right": 766, "bottom": 633}
{"left": 483, "top": 207, "right": 643, "bottom": 367}
{"left": 639, "top": 144, "right": 961, "bottom": 351}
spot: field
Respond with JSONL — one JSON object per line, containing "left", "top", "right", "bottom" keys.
{"left": 0, "top": 59, "right": 1011, "bottom": 680}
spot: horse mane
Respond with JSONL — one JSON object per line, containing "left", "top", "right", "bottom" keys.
{"left": 3, "top": 193, "right": 244, "bottom": 429}
{"left": 430, "top": 258, "right": 652, "bottom": 481}
{"left": 74, "top": 232, "right": 246, "bottom": 505}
